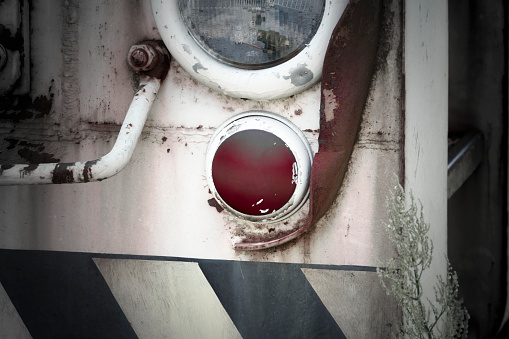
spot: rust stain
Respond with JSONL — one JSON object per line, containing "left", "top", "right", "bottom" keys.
{"left": 207, "top": 198, "right": 224, "bottom": 213}
{"left": 310, "top": 0, "right": 382, "bottom": 224}
{"left": 322, "top": 89, "right": 337, "bottom": 122}
{"left": 136, "top": 41, "right": 171, "bottom": 80}
{"left": 52, "top": 163, "right": 74, "bottom": 184}
{"left": 83, "top": 160, "right": 98, "bottom": 182}
{"left": 234, "top": 0, "right": 382, "bottom": 250}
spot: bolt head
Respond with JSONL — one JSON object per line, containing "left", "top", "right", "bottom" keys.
{"left": 127, "top": 44, "right": 159, "bottom": 72}
{"left": 131, "top": 49, "right": 148, "bottom": 67}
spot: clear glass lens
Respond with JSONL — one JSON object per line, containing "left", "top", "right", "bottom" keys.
{"left": 178, "top": 0, "right": 325, "bottom": 69}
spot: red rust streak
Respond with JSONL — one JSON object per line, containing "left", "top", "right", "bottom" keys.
{"left": 235, "top": 0, "right": 382, "bottom": 250}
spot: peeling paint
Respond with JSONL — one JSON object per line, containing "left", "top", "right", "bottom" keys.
{"left": 17, "top": 147, "right": 60, "bottom": 164}
{"left": 208, "top": 198, "right": 224, "bottom": 213}
{"left": 322, "top": 89, "right": 338, "bottom": 122}
{"left": 0, "top": 94, "right": 53, "bottom": 122}
{"left": 83, "top": 160, "right": 98, "bottom": 182}
{"left": 232, "top": 0, "right": 382, "bottom": 250}
{"left": 0, "top": 164, "right": 14, "bottom": 171}
{"left": 283, "top": 64, "right": 313, "bottom": 86}
{"left": 52, "top": 163, "right": 74, "bottom": 184}
{"left": 20, "top": 164, "right": 39, "bottom": 178}
{"left": 192, "top": 62, "right": 208, "bottom": 73}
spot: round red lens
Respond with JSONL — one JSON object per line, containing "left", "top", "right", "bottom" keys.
{"left": 212, "top": 129, "right": 297, "bottom": 216}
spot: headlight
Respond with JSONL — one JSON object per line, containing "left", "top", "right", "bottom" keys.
{"left": 178, "top": 0, "right": 325, "bottom": 69}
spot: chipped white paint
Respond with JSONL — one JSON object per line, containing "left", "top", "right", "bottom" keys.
{"left": 151, "top": 0, "right": 348, "bottom": 100}
{"left": 94, "top": 259, "right": 241, "bottom": 339}
{"left": 0, "top": 78, "right": 161, "bottom": 185}
{"left": 322, "top": 88, "right": 337, "bottom": 122}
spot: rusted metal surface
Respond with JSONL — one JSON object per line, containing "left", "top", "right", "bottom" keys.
{"left": 0, "top": 42, "right": 170, "bottom": 185}
{"left": 234, "top": 0, "right": 382, "bottom": 250}
{"left": 128, "top": 41, "right": 170, "bottom": 77}
{"left": 130, "top": 41, "right": 171, "bottom": 80}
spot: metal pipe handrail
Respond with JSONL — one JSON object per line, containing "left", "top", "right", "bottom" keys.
{"left": 447, "top": 131, "right": 484, "bottom": 199}
{"left": 0, "top": 77, "right": 160, "bottom": 185}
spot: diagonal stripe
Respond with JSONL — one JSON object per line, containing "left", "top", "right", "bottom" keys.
{"left": 0, "top": 250, "right": 137, "bottom": 338}
{"left": 0, "top": 282, "right": 31, "bottom": 339}
{"left": 302, "top": 269, "right": 399, "bottom": 339}
{"left": 94, "top": 258, "right": 241, "bottom": 339}
{"left": 199, "top": 260, "right": 345, "bottom": 338}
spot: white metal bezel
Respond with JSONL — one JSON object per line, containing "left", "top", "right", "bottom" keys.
{"left": 205, "top": 111, "right": 313, "bottom": 223}
{"left": 151, "top": 0, "right": 347, "bottom": 100}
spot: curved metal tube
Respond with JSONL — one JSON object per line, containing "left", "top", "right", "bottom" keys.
{"left": 233, "top": 0, "right": 382, "bottom": 250}
{"left": 0, "top": 77, "right": 161, "bottom": 185}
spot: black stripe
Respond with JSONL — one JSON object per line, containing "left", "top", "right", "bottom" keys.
{"left": 199, "top": 260, "right": 346, "bottom": 339}
{"left": 0, "top": 250, "right": 138, "bottom": 339}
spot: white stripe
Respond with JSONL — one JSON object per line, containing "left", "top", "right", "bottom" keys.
{"left": 94, "top": 259, "right": 242, "bottom": 339}
{"left": 302, "top": 269, "right": 399, "bottom": 339}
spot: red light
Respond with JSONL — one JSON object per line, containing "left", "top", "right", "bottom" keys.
{"left": 212, "top": 129, "right": 297, "bottom": 216}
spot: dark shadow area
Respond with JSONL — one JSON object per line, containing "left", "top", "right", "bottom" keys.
{"left": 448, "top": 0, "right": 508, "bottom": 337}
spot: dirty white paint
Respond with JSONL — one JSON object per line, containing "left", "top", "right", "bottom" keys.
{"left": 0, "top": 0, "right": 403, "bottom": 267}
{"left": 322, "top": 88, "right": 337, "bottom": 122}
{"left": 302, "top": 269, "right": 399, "bottom": 338}
{"left": 151, "top": 0, "right": 348, "bottom": 100}
{"left": 94, "top": 259, "right": 241, "bottom": 338}
{"left": 309, "top": 145, "right": 400, "bottom": 266}
{"left": 404, "top": 0, "right": 449, "bottom": 315}
{"left": 149, "top": 59, "right": 322, "bottom": 131}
